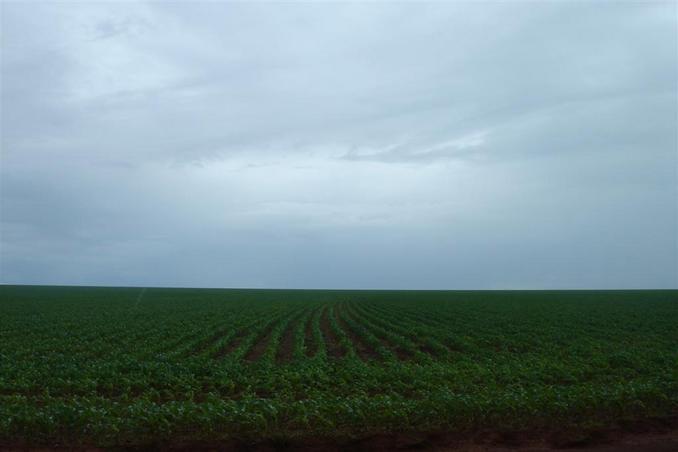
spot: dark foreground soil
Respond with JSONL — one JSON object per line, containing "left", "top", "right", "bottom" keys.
{"left": 4, "top": 435, "right": 678, "bottom": 452}
{"left": 195, "top": 429, "right": 678, "bottom": 452}
{"left": 4, "top": 421, "right": 677, "bottom": 452}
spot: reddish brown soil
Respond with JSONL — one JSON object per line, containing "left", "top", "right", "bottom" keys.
{"left": 331, "top": 429, "right": 678, "bottom": 452}
{"left": 213, "top": 328, "right": 246, "bottom": 359}
{"left": 327, "top": 429, "right": 678, "bottom": 452}
{"left": 4, "top": 420, "right": 677, "bottom": 451}
{"left": 213, "top": 317, "right": 272, "bottom": 360}
{"left": 18, "top": 427, "right": 676, "bottom": 451}
{"left": 419, "top": 343, "right": 438, "bottom": 356}
{"left": 319, "top": 306, "right": 345, "bottom": 359}
{"left": 243, "top": 320, "right": 278, "bottom": 362}
{"left": 392, "top": 346, "right": 414, "bottom": 361}
{"left": 275, "top": 312, "right": 305, "bottom": 364}
{"left": 303, "top": 310, "right": 318, "bottom": 358}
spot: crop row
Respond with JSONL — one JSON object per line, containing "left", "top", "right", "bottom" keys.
{"left": 1, "top": 286, "right": 676, "bottom": 447}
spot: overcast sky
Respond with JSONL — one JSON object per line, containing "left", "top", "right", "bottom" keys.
{"left": 1, "top": 1, "right": 676, "bottom": 289}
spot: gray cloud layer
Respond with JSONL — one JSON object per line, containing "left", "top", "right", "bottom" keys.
{"left": 1, "top": 2, "right": 676, "bottom": 289}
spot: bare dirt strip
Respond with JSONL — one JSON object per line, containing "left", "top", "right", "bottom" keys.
{"left": 303, "top": 308, "right": 319, "bottom": 358}
{"left": 275, "top": 311, "right": 307, "bottom": 364}
{"left": 243, "top": 319, "right": 279, "bottom": 362}
{"left": 212, "top": 316, "right": 268, "bottom": 360}
{"left": 319, "top": 305, "right": 345, "bottom": 359}
{"left": 23, "top": 422, "right": 676, "bottom": 451}
{"left": 212, "top": 327, "right": 247, "bottom": 360}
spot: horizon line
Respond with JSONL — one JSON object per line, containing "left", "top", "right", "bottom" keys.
{"left": 1, "top": 283, "right": 677, "bottom": 292}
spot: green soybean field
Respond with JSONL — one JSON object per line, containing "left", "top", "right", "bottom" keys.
{"left": 1, "top": 286, "right": 677, "bottom": 449}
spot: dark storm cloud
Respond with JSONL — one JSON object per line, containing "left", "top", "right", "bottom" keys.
{"left": 1, "top": 1, "right": 676, "bottom": 289}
